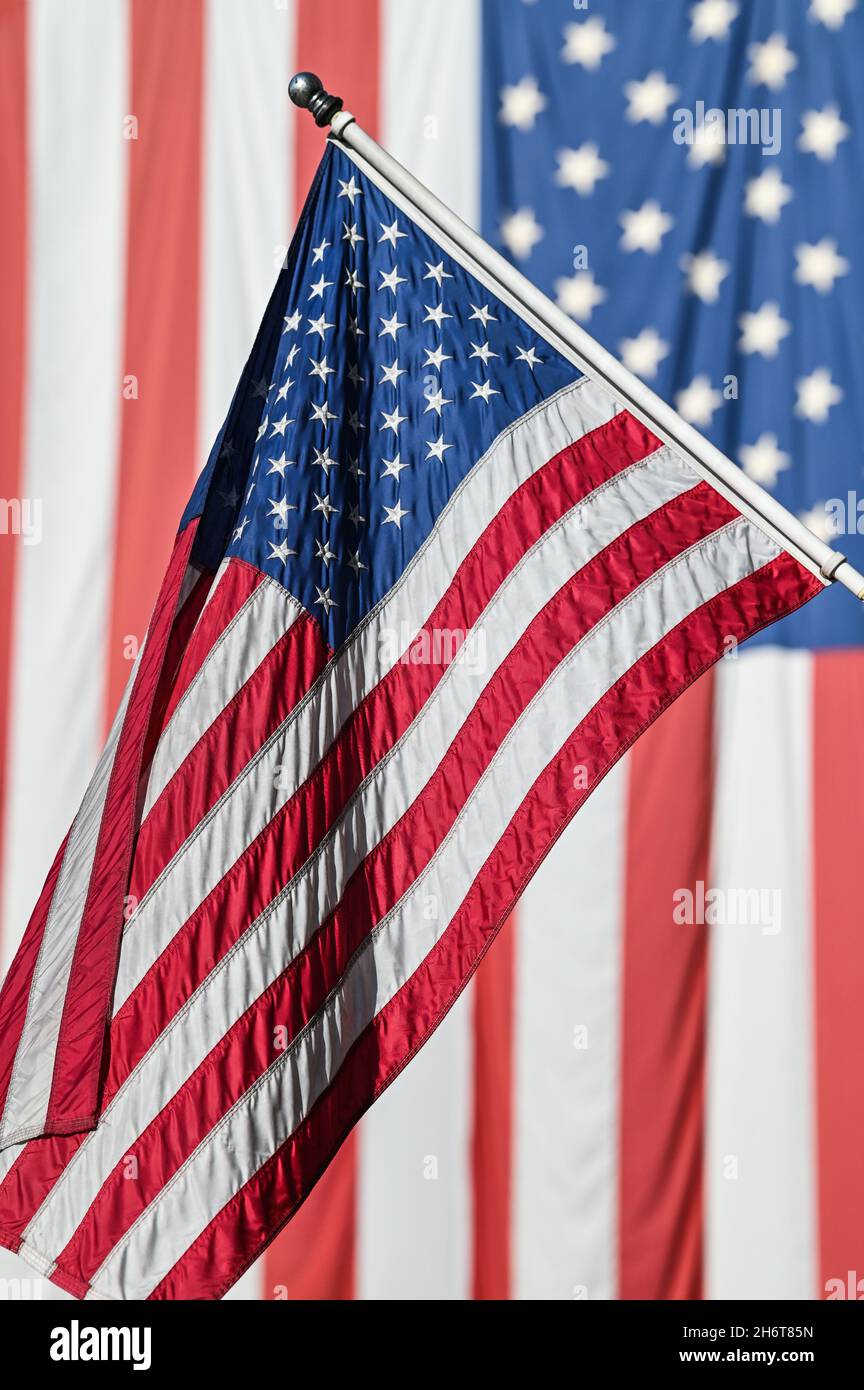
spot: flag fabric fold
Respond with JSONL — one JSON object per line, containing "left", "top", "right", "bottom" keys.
{"left": 0, "top": 139, "right": 823, "bottom": 1298}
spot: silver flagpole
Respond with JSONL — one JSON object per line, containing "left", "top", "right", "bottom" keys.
{"left": 289, "top": 73, "right": 864, "bottom": 603}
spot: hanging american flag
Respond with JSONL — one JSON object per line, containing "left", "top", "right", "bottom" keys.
{"left": 0, "top": 89, "right": 829, "bottom": 1293}
{"left": 1, "top": 0, "right": 862, "bottom": 1305}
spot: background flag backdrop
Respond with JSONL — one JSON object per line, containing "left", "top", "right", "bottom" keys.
{"left": 0, "top": 0, "right": 862, "bottom": 1300}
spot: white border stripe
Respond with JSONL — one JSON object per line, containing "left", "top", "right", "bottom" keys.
{"left": 90, "top": 520, "right": 779, "bottom": 1298}
{"left": 706, "top": 649, "right": 817, "bottom": 1299}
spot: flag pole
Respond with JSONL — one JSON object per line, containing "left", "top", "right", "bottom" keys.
{"left": 289, "top": 72, "right": 864, "bottom": 603}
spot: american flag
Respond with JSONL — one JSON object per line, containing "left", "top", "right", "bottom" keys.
{"left": 0, "top": 0, "right": 860, "bottom": 1302}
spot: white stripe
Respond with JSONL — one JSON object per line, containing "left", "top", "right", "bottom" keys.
{"left": 0, "top": 650, "right": 140, "bottom": 1146}
{"left": 142, "top": 577, "right": 301, "bottom": 817}
{"left": 706, "top": 648, "right": 816, "bottom": 1300}
{"left": 117, "top": 382, "right": 620, "bottom": 988}
{"left": 513, "top": 761, "right": 626, "bottom": 1300}
{"left": 197, "top": 0, "right": 294, "bottom": 473}
{"left": 0, "top": 0, "right": 128, "bottom": 980}
{"left": 115, "top": 444, "right": 691, "bottom": 1011}
{"left": 356, "top": 988, "right": 473, "bottom": 1299}
{"left": 381, "top": 0, "right": 481, "bottom": 229}
{"left": 25, "top": 452, "right": 702, "bottom": 1258}
{"left": 88, "top": 520, "right": 779, "bottom": 1298}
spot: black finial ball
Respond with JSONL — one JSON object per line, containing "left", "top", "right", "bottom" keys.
{"left": 288, "top": 72, "right": 323, "bottom": 110}
{"left": 288, "top": 71, "right": 344, "bottom": 127}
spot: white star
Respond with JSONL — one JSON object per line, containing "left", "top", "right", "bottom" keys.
{"left": 311, "top": 239, "right": 330, "bottom": 263}
{"left": 423, "top": 344, "right": 452, "bottom": 369}
{"left": 313, "top": 492, "right": 338, "bottom": 519}
{"left": 794, "top": 238, "right": 850, "bottom": 293}
{"left": 561, "top": 16, "right": 616, "bottom": 69}
{"left": 809, "top": 0, "right": 858, "bottom": 31}
{"left": 379, "top": 265, "right": 407, "bottom": 293}
{"left": 308, "top": 355, "right": 334, "bottom": 381}
{"left": 347, "top": 456, "right": 365, "bottom": 480}
{"left": 346, "top": 408, "right": 365, "bottom": 436}
{"left": 378, "top": 219, "right": 406, "bottom": 248}
{"left": 342, "top": 221, "right": 364, "bottom": 248}
{"left": 267, "top": 495, "right": 296, "bottom": 527}
{"left": 795, "top": 367, "right": 843, "bottom": 423}
{"left": 347, "top": 502, "right": 365, "bottom": 527}
{"left": 681, "top": 249, "right": 730, "bottom": 303}
{"left": 250, "top": 376, "right": 269, "bottom": 400}
{"left": 555, "top": 271, "right": 607, "bottom": 321}
{"left": 315, "top": 585, "right": 338, "bottom": 613}
{"left": 347, "top": 549, "right": 367, "bottom": 574}
{"left": 378, "top": 312, "right": 406, "bottom": 340}
{"left": 284, "top": 344, "right": 300, "bottom": 366}
{"left": 619, "top": 327, "right": 670, "bottom": 380}
{"left": 619, "top": 201, "right": 674, "bottom": 254}
{"left": 426, "top": 437, "right": 452, "bottom": 462}
{"left": 267, "top": 453, "right": 294, "bottom": 478}
{"left": 268, "top": 539, "right": 296, "bottom": 564}
{"left": 555, "top": 144, "right": 610, "bottom": 196}
{"left": 337, "top": 175, "right": 362, "bottom": 205}
{"left": 500, "top": 208, "right": 544, "bottom": 260}
{"left": 269, "top": 413, "right": 293, "bottom": 437}
{"left": 312, "top": 446, "right": 337, "bottom": 474}
{"left": 347, "top": 362, "right": 365, "bottom": 388}
{"left": 424, "top": 261, "right": 453, "bottom": 286}
{"left": 308, "top": 274, "right": 332, "bottom": 300}
{"left": 306, "top": 313, "right": 334, "bottom": 339}
{"left": 423, "top": 387, "right": 452, "bottom": 416}
{"left": 309, "top": 399, "right": 337, "bottom": 427}
{"left": 689, "top": 0, "right": 739, "bottom": 43}
{"left": 275, "top": 378, "right": 294, "bottom": 402}
{"left": 800, "top": 503, "right": 844, "bottom": 539}
{"left": 470, "top": 380, "right": 500, "bottom": 402}
{"left": 799, "top": 105, "right": 850, "bottom": 161}
{"left": 624, "top": 71, "right": 679, "bottom": 125}
{"left": 469, "top": 341, "right": 499, "bottom": 363}
{"left": 314, "top": 538, "right": 336, "bottom": 566}
{"left": 381, "top": 452, "right": 408, "bottom": 482}
{"left": 382, "top": 500, "right": 410, "bottom": 528}
{"left": 499, "top": 75, "right": 547, "bottom": 130}
{"left": 687, "top": 117, "right": 727, "bottom": 168}
{"left": 379, "top": 359, "right": 406, "bottom": 387}
{"left": 344, "top": 267, "right": 364, "bottom": 294}
{"left": 675, "top": 375, "right": 723, "bottom": 426}
{"left": 515, "top": 345, "right": 542, "bottom": 369}
{"left": 282, "top": 310, "right": 301, "bottom": 334}
{"left": 748, "top": 33, "right": 797, "bottom": 89}
{"left": 232, "top": 516, "right": 250, "bottom": 543}
{"left": 738, "top": 301, "right": 791, "bottom": 357}
{"left": 424, "top": 302, "right": 453, "bottom": 328}
{"left": 469, "top": 304, "right": 498, "bottom": 327}
{"left": 380, "top": 405, "right": 407, "bottom": 434}
{"left": 744, "top": 167, "right": 793, "bottom": 223}
{"left": 739, "top": 433, "right": 790, "bottom": 486}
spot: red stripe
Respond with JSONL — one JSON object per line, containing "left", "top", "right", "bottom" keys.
{"left": 43, "top": 523, "right": 198, "bottom": 1137}
{"left": 105, "top": 0, "right": 204, "bottom": 723}
{"left": 158, "top": 561, "right": 263, "bottom": 731}
{"left": 54, "top": 485, "right": 736, "bottom": 1281}
{"left": 0, "top": 0, "right": 27, "bottom": 964}
{"left": 471, "top": 918, "right": 516, "bottom": 1300}
{"left": 130, "top": 592, "right": 328, "bottom": 896}
{"left": 293, "top": 0, "right": 381, "bottom": 222}
{"left": 0, "top": 836, "right": 68, "bottom": 1129}
{"left": 146, "top": 555, "right": 819, "bottom": 1300}
{"left": 617, "top": 674, "right": 713, "bottom": 1300}
{"left": 812, "top": 650, "right": 864, "bottom": 1298}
